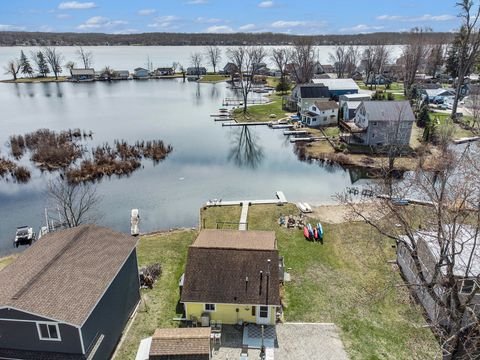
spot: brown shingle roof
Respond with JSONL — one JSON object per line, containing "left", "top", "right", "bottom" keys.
{"left": 314, "top": 100, "right": 339, "bottom": 111}
{"left": 149, "top": 328, "right": 211, "bottom": 357}
{"left": 0, "top": 225, "right": 138, "bottom": 327}
{"left": 192, "top": 229, "right": 276, "bottom": 251}
{"left": 181, "top": 230, "right": 280, "bottom": 306}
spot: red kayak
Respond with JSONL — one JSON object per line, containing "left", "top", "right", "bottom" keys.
{"left": 314, "top": 228, "right": 319, "bottom": 240}
{"left": 303, "top": 226, "right": 310, "bottom": 239}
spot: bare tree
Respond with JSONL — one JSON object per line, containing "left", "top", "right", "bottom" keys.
{"left": 451, "top": 0, "right": 480, "bottom": 118}
{"left": 289, "top": 37, "right": 316, "bottom": 84}
{"left": 190, "top": 52, "right": 203, "bottom": 79}
{"left": 329, "top": 45, "right": 349, "bottom": 78}
{"left": 226, "top": 46, "right": 267, "bottom": 113}
{"left": 4, "top": 59, "right": 20, "bottom": 80}
{"left": 271, "top": 47, "right": 290, "bottom": 94}
{"left": 401, "top": 28, "right": 432, "bottom": 98}
{"left": 172, "top": 61, "right": 179, "bottom": 73}
{"left": 205, "top": 45, "right": 221, "bottom": 74}
{"left": 362, "top": 46, "right": 377, "bottom": 89}
{"left": 339, "top": 145, "right": 480, "bottom": 359}
{"left": 47, "top": 178, "right": 100, "bottom": 228}
{"left": 75, "top": 46, "right": 93, "bottom": 69}
{"left": 43, "top": 47, "right": 63, "bottom": 80}
{"left": 374, "top": 45, "right": 390, "bottom": 81}
{"left": 345, "top": 45, "right": 361, "bottom": 77}
{"left": 426, "top": 42, "right": 446, "bottom": 78}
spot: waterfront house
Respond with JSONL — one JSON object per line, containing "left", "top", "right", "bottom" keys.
{"left": 346, "top": 101, "right": 415, "bottom": 146}
{"left": 302, "top": 100, "right": 339, "bottom": 127}
{"left": 134, "top": 67, "right": 150, "bottom": 79}
{"left": 422, "top": 88, "right": 456, "bottom": 103}
{"left": 112, "top": 70, "right": 130, "bottom": 80}
{"left": 70, "top": 68, "right": 95, "bottom": 82}
{"left": 136, "top": 328, "right": 211, "bottom": 360}
{"left": 187, "top": 67, "right": 207, "bottom": 76}
{"left": 223, "top": 62, "right": 239, "bottom": 75}
{"left": 0, "top": 224, "right": 140, "bottom": 360}
{"left": 284, "top": 83, "right": 330, "bottom": 112}
{"left": 180, "top": 229, "right": 281, "bottom": 326}
{"left": 397, "top": 226, "right": 479, "bottom": 330}
{"left": 311, "top": 78, "right": 360, "bottom": 99}
{"left": 153, "top": 67, "right": 175, "bottom": 76}
{"left": 339, "top": 94, "right": 371, "bottom": 121}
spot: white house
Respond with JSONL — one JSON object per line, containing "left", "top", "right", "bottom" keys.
{"left": 302, "top": 100, "right": 339, "bottom": 127}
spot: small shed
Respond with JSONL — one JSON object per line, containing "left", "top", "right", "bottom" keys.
{"left": 148, "top": 328, "right": 211, "bottom": 360}
{"left": 134, "top": 67, "right": 150, "bottom": 79}
{"left": 70, "top": 68, "right": 95, "bottom": 81}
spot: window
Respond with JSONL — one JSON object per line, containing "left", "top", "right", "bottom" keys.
{"left": 461, "top": 279, "right": 475, "bottom": 294}
{"left": 251, "top": 306, "right": 256, "bottom": 316}
{"left": 36, "top": 322, "right": 61, "bottom": 341}
{"left": 259, "top": 306, "right": 269, "bottom": 318}
{"left": 205, "top": 303, "right": 216, "bottom": 312}
{"left": 312, "top": 106, "right": 317, "bottom": 111}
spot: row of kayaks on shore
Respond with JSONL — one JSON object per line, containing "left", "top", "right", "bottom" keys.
{"left": 304, "top": 223, "right": 323, "bottom": 241}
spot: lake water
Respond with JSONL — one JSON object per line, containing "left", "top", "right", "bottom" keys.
{"left": 0, "top": 46, "right": 381, "bottom": 256}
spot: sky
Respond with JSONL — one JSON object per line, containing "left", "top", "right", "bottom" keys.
{"left": 0, "top": 0, "right": 463, "bottom": 35}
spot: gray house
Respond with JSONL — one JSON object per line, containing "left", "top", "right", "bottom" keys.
{"left": 0, "top": 224, "right": 140, "bottom": 360}
{"left": 397, "top": 226, "right": 479, "bottom": 329}
{"left": 347, "top": 101, "right": 415, "bottom": 147}
{"left": 284, "top": 84, "right": 330, "bottom": 112}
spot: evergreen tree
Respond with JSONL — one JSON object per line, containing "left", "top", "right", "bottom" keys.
{"left": 19, "top": 50, "right": 33, "bottom": 77}
{"left": 36, "top": 51, "right": 50, "bottom": 77}
{"left": 417, "top": 101, "right": 430, "bottom": 128}
{"left": 445, "top": 28, "right": 471, "bottom": 79}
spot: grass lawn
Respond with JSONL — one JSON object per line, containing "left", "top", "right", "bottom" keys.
{"left": 115, "top": 203, "right": 439, "bottom": 359}
{"left": 430, "top": 112, "right": 474, "bottom": 139}
{"left": 198, "top": 74, "right": 230, "bottom": 83}
{"left": 233, "top": 93, "right": 292, "bottom": 123}
{"left": 0, "top": 255, "right": 17, "bottom": 271}
{"left": 1, "top": 76, "right": 68, "bottom": 83}
{"left": 246, "top": 204, "right": 439, "bottom": 359}
{"left": 200, "top": 205, "right": 242, "bottom": 229}
{"left": 114, "top": 230, "right": 197, "bottom": 360}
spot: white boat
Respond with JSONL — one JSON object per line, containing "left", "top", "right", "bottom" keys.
{"left": 131, "top": 209, "right": 140, "bottom": 236}
{"left": 296, "top": 202, "right": 313, "bottom": 213}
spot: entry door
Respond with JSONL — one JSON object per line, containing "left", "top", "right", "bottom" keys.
{"left": 256, "top": 306, "right": 270, "bottom": 325}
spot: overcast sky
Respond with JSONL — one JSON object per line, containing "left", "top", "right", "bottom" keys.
{"left": 0, "top": 0, "right": 461, "bottom": 34}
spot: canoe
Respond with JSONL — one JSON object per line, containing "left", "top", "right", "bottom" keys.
{"left": 307, "top": 223, "right": 314, "bottom": 239}
{"left": 317, "top": 223, "right": 324, "bottom": 239}
{"left": 303, "top": 226, "right": 310, "bottom": 240}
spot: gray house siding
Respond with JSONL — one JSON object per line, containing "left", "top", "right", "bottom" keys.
{"left": 81, "top": 249, "right": 140, "bottom": 360}
{"left": 355, "top": 121, "right": 413, "bottom": 146}
{"left": 0, "top": 318, "right": 82, "bottom": 355}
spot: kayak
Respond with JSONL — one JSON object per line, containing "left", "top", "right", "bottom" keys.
{"left": 303, "top": 226, "right": 310, "bottom": 240}
{"left": 317, "top": 223, "right": 324, "bottom": 239}
{"left": 307, "top": 223, "right": 314, "bottom": 239}
{"left": 314, "top": 227, "right": 318, "bottom": 239}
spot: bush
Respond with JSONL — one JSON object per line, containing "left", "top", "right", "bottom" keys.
{"left": 387, "top": 93, "right": 395, "bottom": 101}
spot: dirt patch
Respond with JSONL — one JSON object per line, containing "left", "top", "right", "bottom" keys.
{"left": 310, "top": 204, "right": 380, "bottom": 224}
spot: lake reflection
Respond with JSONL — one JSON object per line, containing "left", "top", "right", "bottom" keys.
{"left": 0, "top": 79, "right": 358, "bottom": 255}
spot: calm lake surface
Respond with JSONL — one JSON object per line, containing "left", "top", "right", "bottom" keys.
{"left": 0, "top": 46, "right": 381, "bottom": 256}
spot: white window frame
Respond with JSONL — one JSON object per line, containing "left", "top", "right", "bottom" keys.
{"left": 461, "top": 279, "right": 475, "bottom": 294}
{"left": 36, "top": 322, "right": 62, "bottom": 342}
{"left": 204, "top": 303, "right": 216, "bottom": 312}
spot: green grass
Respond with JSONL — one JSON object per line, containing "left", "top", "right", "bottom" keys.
{"left": 200, "top": 205, "right": 242, "bottom": 229}
{"left": 198, "top": 74, "right": 230, "bottom": 83}
{"left": 1, "top": 76, "right": 68, "bottom": 83}
{"left": 0, "top": 255, "right": 16, "bottom": 271}
{"left": 115, "top": 230, "right": 197, "bottom": 360}
{"left": 116, "top": 204, "right": 439, "bottom": 359}
{"left": 245, "top": 204, "right": 439, "bottom": 359}
{"left": 233, "top": 93, "right": 291, "bottom": 123}
{"left": 430, "top": 112, "right": 474, "bottom": 139}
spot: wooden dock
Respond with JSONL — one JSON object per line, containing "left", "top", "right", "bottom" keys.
{"left": 214, "top": 117, "right": 234, "bottom": 122}
{"left": 290, "top": 137, "right": 327, "bottom": 143}
{"left": 222, "top": 98, "right": 269, "bottom": 106}
{"left": 284, "top": 130, "right": 309, "bottom": 135}
{"left": 222, "top": 122, "right": 270, "bottom": 127}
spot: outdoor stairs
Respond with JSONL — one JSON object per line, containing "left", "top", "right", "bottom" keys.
{"left": 239, "top": 203, "right": 249, "bottom": 231}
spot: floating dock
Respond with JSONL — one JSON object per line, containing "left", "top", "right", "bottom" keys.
{"left": 222, "top": 122, "right": 270, "bottom": 127}
{"left": 289, "top": 137, "right": 327, "bottom": 143}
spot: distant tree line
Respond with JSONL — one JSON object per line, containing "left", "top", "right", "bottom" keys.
{"left": 0, "top": 31, "right": 454, "bottom": 47}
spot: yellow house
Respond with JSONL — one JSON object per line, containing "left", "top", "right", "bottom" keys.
{"left": 180, "top": 229, "right": 281, "bottom": 326}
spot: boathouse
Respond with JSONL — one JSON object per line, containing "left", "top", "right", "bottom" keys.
{"left": 0, "top": 224, "right": 140, "bottom": 360}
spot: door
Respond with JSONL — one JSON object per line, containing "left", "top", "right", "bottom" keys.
{"left": 256, "top": 306, "right": 270, "bottom": 325}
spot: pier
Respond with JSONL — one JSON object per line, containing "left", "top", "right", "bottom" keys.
{"left": 205, "top": 191, "right": 288, "bottom": 207}
{"left": 222, "top": 122, "right": 270, "bottom": 127}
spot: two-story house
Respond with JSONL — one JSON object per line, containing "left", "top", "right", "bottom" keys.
{"left": 301, "top": 100, "right": 339, "bottom": 127}
{"left": 180, "top": 229, "right": 281, "bottom": 326}
{"left": 347, "top": 101, "right": 415, "bottom": 147}
{"left": 283, "top": 84, "right": 330, "bottom": 112}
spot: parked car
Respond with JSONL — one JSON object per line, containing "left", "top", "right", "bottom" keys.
{"left": 14, "top": 226, "right": 36, "bottom": 247}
